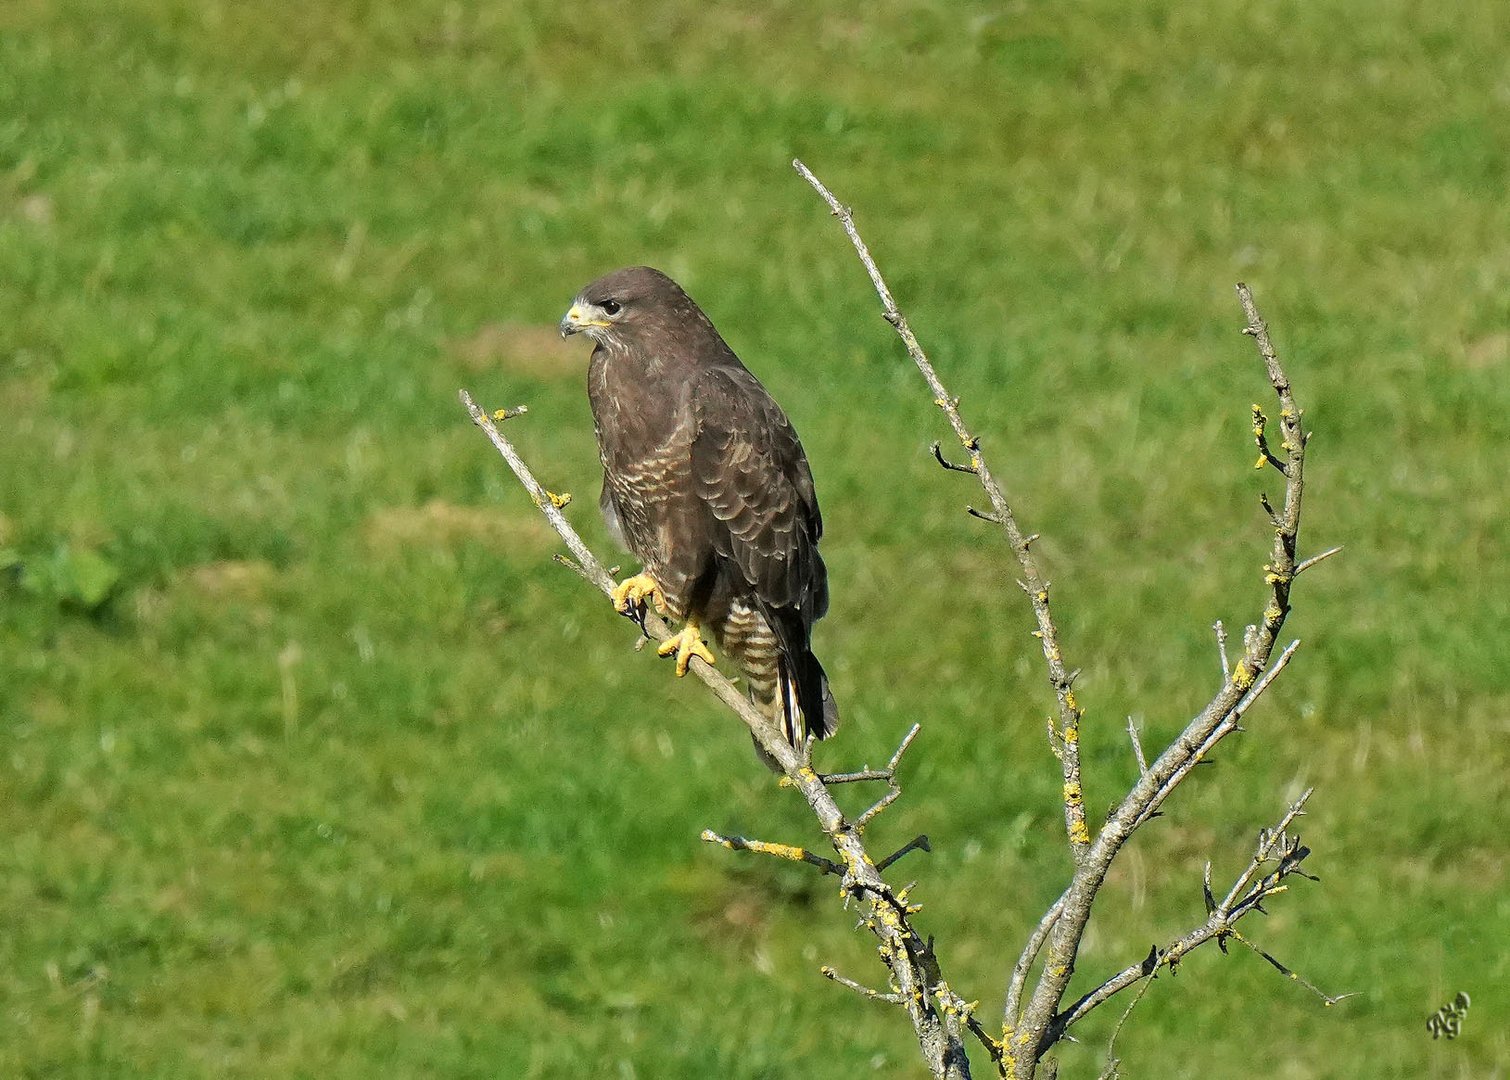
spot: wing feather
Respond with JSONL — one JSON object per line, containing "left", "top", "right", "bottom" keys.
{"left": 691, "top": 366, "right": 825, "bottom": 618}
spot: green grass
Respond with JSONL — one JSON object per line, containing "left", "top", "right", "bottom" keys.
{"left": 3, "top": 1, "right": 1507, "bottom": 1076}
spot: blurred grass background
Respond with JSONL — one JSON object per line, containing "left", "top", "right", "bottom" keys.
{"left": 2, "top": 1, "right": 1506, "bottom": 1076}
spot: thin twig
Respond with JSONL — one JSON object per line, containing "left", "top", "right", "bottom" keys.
{"left": 700, "top": 829, "right": 844, "bottom": 876}
{"left": 822, "top": 966, "right": 904, "bottom": 1005}
{"left": 843, "top": 723, "right": 922, "bottom": 831}
{"left": 794, "top": 159, "right": 1091, "bottom": 877}
{"left": 888, "top": 723, "right": 924, "bottom": 771}
{"left": 1129, "top": 640, "right": 1302, "bottom": 830}
{"left": 1213, "top": 620, "right": 1230, "bottom": 680}
{"left": 1251, "top": 404, "right": 1288, "bottom": 474}
{"left": 1003, "top": 892, "right": 1066, "bottom": 1037}
{"left": 1294, "top": 545, "right": 1343, "bottom": 576}
{"left": 821, "top": 767, "right": 892, "bottom": 785}
{"left": 1126, "top": 717, "right": 1148, "bottom": 777}
{"left": 933, "top": 441, "right": 980, "bottom": 474}
{"left": 877, "top": 835, "right": 933, "bottom": 872}
{"left": 1098, "top": 973, "right": 1154, "bottom": 1080}
{"left": 1227, "top": 931, "right": 1356, "bottom": 1007}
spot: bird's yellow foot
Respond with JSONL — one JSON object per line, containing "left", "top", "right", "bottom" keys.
{"left": 657, "top": 620, "right": 715, "bottom": 677}
{"left": 611, "top": 573, "right": 666, "bottom": 615}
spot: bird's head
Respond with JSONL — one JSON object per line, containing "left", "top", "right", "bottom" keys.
{"left": 559, "top": 266, "right": 705, "bottom": 348}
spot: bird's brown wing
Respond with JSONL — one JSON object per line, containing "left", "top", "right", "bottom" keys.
{"left": 690, "top": 365, "right": 826, "bottom": 622}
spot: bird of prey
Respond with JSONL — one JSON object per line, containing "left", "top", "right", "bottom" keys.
{"left": 559, "top": 266, "right": 838, "bottom": 751}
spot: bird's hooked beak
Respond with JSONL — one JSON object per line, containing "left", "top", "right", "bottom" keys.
{"left": 559, "top": 303, "right": 609, "bottom": 339}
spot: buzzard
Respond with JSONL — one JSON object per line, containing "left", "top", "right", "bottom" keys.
{"left": 559, "top": 267, "right": 838, "bottom": 750}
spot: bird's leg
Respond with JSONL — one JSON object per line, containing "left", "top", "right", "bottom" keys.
{"left": 611, "top": 572, "right": 667, "bottom": 616}
{"left": 657, "top": 616, "right": 716, "bottom": 677}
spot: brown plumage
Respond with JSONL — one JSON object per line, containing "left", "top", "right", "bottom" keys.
{"left": 559, "top": 266, "right": 838, "bottom": 750}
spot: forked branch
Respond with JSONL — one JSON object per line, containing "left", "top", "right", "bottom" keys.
{"left": 790, "top": 161, "right": 1337, "bottom": 1078}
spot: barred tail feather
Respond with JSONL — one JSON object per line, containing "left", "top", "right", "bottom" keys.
{"left": 777, "top": 649, "right": 839, "bottom": 745}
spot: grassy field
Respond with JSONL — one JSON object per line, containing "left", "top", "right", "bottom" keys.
{"left": 2, "top": 1, "right": 1507, "bottom": 1076}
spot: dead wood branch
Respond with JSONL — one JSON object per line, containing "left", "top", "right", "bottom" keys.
{"left": 789, "top": 160, "right": 1340, "bottom": 1078}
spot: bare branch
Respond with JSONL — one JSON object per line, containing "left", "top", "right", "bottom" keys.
{"left": 887, "top": 723, "right": 924, "bottom": 771}
{"left": 700, "top": 829, "right": 844, "bottom": 876}
{"left": 1003, "top": 892, "right": 1066, "bottom": 1033}
{"left": 1007, "top": 284, "right": 1316, "bottom": 1075}
{"left": 1212, "top": 620, "right": 1230, "bottom": 680}
{"left": 1294, "top": 545, "right": 1343, "bottom": 576}
{"left": 1098, "top": 973, "right": 1155, "bottom": 1080}
{"left": 1048, "top": 791, "right": 1341, "bottom": 1039}
{"left": 822, "top": 966, "right": 905, "bottom": 1005}
{"left": 793, "top": 159, "right": 1091, "bottom": 872}
{"left": 1129, "top": 640, "right": 1302, "bottom": 830}
{"left": 1228, "top": 932, "right": 1357, "bottom": 1007}
{"left": 855, "top": 723, "right": 923, "bottom": 830}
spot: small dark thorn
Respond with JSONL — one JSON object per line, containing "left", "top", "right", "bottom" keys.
{"left": 883, "top": 312, "right": 902, "bottom": 327}
{"left": 967, "top": 505, "right": 1002, "bottom": 523}
{"left": 1217, "top": 934, "right": 1230, "bottom": 955}
{"left": 1147, "top": 811, "right": 1163, "bottom": 821}
{"left": 1141, "top": 945, "right": 1159, "bottom": 974}
{"left": 931, "top": 442, "right": 977, "bottom": 474}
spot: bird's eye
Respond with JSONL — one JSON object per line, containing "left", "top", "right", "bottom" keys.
{"left": 600, "top": 299, "right": 622, "bottom": 316}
